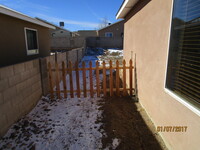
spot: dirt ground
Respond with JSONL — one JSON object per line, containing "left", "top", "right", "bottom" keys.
{"left": 98, "top": 96, "right": 168, "bottom": 150}
{"left": 97, "top": 72, "right": 168, "bottom": 150}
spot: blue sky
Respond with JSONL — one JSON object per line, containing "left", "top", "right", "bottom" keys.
{"left": 0, "top": 0, "right": 123, "bottom": 31}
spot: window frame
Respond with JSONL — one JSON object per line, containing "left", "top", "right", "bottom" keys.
{"left": 164, "top": 0, "right": 200, "bottom": 116}
{"left": 105, "top": 32, "right": 113, "bottom": 37}
{"left": 24, "top": 27, "right": 39, "bottom": 55}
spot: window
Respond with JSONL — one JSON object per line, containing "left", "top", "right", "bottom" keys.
{"left": 105, "top": 32, "right": 113, "bottom": 37}
{"left": 25, "top": 28, "right": 39, "bottom": 55}
{"left": 166, "top": 0, "right": 200, "bottom": 108}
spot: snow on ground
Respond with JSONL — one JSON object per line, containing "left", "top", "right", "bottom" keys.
{"left": 0, "top": 55, "right": 107, "bottom": 150}
{"left": 97, "top": 48, "right": 123, "bottom": 66}
{"left": 0, "top": 96, "right": 104, "bottom": 150}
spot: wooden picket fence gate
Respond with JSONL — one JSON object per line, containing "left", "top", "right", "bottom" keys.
{"left": 48, "top": 59, "right": 134, "bottom": 99}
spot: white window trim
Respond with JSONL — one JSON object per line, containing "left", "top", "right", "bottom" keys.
{"left": 105, "top": 32, "right": 113, "bottom": 37}
{"left": 24, "top": 27, "right": 39, "bottom": 55}
{"left": 164, "top": 0, "right": 200, "bottom": 117}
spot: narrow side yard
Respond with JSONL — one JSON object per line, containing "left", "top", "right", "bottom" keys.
{"left": 0, "top": 48, "right": 167, "bottom": 150}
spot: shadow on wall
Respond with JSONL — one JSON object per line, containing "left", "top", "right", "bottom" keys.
{"left": 134, "top": 54, "right": 139, "bottom": 102}
{"left": 126, "top": 0, "right": 151, "bottom": 20}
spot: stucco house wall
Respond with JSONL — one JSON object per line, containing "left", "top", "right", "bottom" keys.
{"left": 120, "top": 0, "right": 200, "bottom": 149}
{"left": 98, "top": 20, "right": 125, "bottom": 38}
{"left": 51, "top": 28, "right": 71, "bottom": 38}
{"left": 0, "top": 13, "right": 52, "bottom": 67}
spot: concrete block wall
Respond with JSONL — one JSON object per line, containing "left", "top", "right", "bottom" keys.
{"left": 0, "top": 59, "right": 42, "bottom": 137}
{"left": 86, "top": 37, "right": 123, "bottom": 49}
{"left": 51, "top": 37, "right": 85, "bottom": 50}
{"left": 66, "top": 47, "right": 84, "bottom": 66}
{"left": 0, "top": 48, "right": 85, "bottom": 137}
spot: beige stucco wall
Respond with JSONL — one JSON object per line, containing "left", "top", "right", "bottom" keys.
{"left": 123, "top": 0, "right": 200, "bottom": 149}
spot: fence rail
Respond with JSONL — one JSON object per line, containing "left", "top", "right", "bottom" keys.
{"left": 48, "top": 59, "right": 134, "bottom": 99}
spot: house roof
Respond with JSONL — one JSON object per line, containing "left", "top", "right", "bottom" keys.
{"left": 116, "top": 0, "right": 139, "bottom": 19}
{"left": 0, "top": 5, "right": 55, "bottom": 29}
{"left": 35, "top": 17, "right": 71, "bottom": 32}
{"left": 98, "top": 20, "right": 124, "bottom": 31}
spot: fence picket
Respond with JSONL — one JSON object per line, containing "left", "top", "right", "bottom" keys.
{"left": 75, "top": 61, "right": 80, "bottom": 98}
{"left": 129, "top": 59, "right": 133, "bottom": 96}
{"left": 48, "top": 62, "right": 54, "bottom": 99}
{"left": 89, "top": 61, "right": 94, "bottom": 98}
{"left": 69, "top": 61, "right": 74, "bottom": 98}
{"left": 82, "top": 61, "right": 87, "bottom": 97}
{"left": 48, "top": 59, "right": 134, "bottom": 98}
{"left": 55, "top": 62, "right": 61, "bottom": 99}
{"left": 62, "top": 62, "right": 67, "bottom": 98}
{"left": 116, "top": 60, "right": 120, "bottom": 96}
{"left": 96, "top": 61, "right": 100, "bottom": 97}
{"left": 123, "top": 60, "right": 127, "bottom": 96}
{"left": 103, "top": 61, "right": 107, "bottom": 96}
{"left": 109, "top": 60, "right": 113, "bottom": 96}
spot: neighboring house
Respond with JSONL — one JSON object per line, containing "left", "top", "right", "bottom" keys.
{"left": 86, "top": 20, "right": 125, "bottom": 48}
{"left": 36, "top": 18, "right": 71, "bottom": 38}
{"left": 36, "top": 18, "right": 72, "bottom": 51}
{"left": 117, "top": 0, "right": 200, "bottom": 150}
{"left": 98, "top": 20, "right": 125, "bottom": 38}
{"left": 0, "top": 6, "right": 55, "bottom": 67}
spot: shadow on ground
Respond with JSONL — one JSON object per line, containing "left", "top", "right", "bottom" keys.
{"left": 99, "top": 96, "right": 166, "bottom": 150}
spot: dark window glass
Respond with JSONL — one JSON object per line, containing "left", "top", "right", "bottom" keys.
{"left": 166, "top": 0, "right": 200, "bottom": 106}
{"left": 26, "top": 29, "right": 38, "bottom": 50}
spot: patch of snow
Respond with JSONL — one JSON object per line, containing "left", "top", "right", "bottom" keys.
{"left": 0, "top": 96, "right": 104, "bottom": 150}
{"left": 112, "top": 138, "right": 121, "bottom": 149}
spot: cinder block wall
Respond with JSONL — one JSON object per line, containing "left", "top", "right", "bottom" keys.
{"left": 0, "top": 59, "right": 42, "bottom": 137}
{"left": 0, "top": 48, "right": 85, "bottom": 137}
{"left": 67, "top": 48, "right": 84, "bottom": 66}
{"left": 86, "top": 37, "right": 123, "bottom": 49}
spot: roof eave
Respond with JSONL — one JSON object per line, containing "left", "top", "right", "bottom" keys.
{"left": 116, "top": 0, "right": 139, "bottom": 19}
{"left": 0, "top": 5, "right": 56, "bottom": 29}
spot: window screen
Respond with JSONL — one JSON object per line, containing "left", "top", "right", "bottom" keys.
{"left": 166, "top": 0, "right": 200, "bottom": 105}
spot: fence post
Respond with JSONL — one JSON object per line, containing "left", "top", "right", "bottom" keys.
{"left": 48, "top": 62, "right": 54, "bottom": 99}
{"left": 55, "top": 62, "right": 61, "bottom": 99}
{"left": 75, "top": 61, "right": 81, "bottom": 98}
{"left": 103, "top": 61, "right": 107, "bottom": 97}
{"left": 129, "top": 59, "right": 133, "bottom": 96}
{"left": 96, "top": 61, "right": 100, "bottom": 97}
{"left": 109, "top": 60, "right": 113, "bottom": 96}
{"left": 116, "top": 60, "right": 120, "bottom": 96}
{"left": 62, "top": 62, "right": 67, "bottom": 98}
{"left": 123, "top": 60, "right": 127, "bottom": 96}
{"left": 82, "top": 61, "right": 87, "bottom": 97}
{"left": 69, "top": 61, "right": 74, "bottom": 98}
{"left": 89, "top": 61, "right": 94, "bottom": 98}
